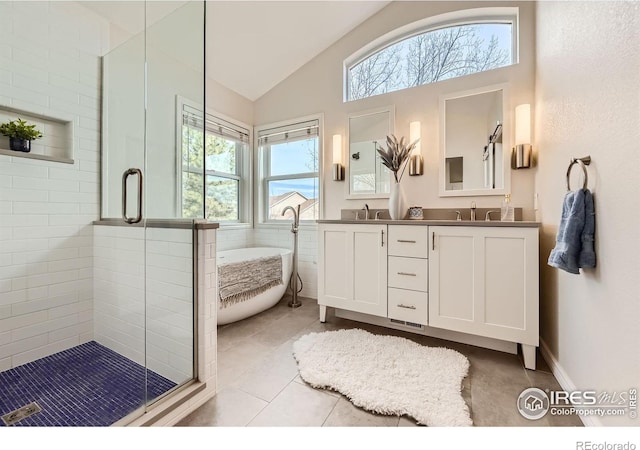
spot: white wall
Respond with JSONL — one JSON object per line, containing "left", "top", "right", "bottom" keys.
{"left": 102, "top": 2, "right": 253, "bottom": 220}
{"left": 216, "top": 228, "right": 253, "bottom": 252}
{"left": 254, "top": 1, "right": 536, "bottom": 219}
{"left": 535, "top": 1, "right": 640, "bottom": 426}
{"left": 0, "top": 1, "right": 107, "bottom": 370}
{"left": 93, "top": 225, "right": 194, "bottom": 384}
{"left": 126, "top": 225, "right": 218, "bottom": 426}
{"left": 251, "top": 1, "right": 536, "bottom": 300}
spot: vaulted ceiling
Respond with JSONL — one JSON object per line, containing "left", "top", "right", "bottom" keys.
{"left": 80, "top": 1, "right": 390, "bottom": 101}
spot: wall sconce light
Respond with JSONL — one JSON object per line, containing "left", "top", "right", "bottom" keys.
{"left": 332, "top": 134, "right": 344, "bottom": 181}
{"left": 408, "top": 121, "right": 423, "bottom": 176}
{"left": 512, "top": 104, "right": 532, "bottom": 169}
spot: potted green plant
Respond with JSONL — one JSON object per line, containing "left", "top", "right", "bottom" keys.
{"left": 0, "top": 118, "right": 43, "bottom": 153}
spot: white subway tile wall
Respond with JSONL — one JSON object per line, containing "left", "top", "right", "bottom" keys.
{"left": 146, "top": 227, "right": 194, "bottom": 383}
{"left": 215, "top": 228, "right": 252, "bottom": 252}
{"left": 93, "top": 225, "right": 145, "bottom": 366}
{"left": 0, "top": 2, "right": 107, "bottom": 370}
{"left": 197, "top": 228, "right": 217, "bottom": 393}
{"left": 150, "top": 227, "right": 217, "bottom": 426}
{"left": 93, "top": 225, "right": 195, "bottom": 384}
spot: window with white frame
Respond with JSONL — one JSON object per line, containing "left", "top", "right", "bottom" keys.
{"left": 179, "top": 98, "right": 250, "bottom": 222}
{"left": 258, "top": 118, "right": 320, "bottom": 223}
{"left": 346, "top": 10, "right": 517, "bottom": 101}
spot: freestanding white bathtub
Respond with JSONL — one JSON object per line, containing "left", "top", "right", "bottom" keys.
{"left": 216, "top": 247, "right": 293, "bottom": 325}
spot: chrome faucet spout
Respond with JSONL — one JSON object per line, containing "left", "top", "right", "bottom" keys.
{"left": 282, "top": 205, "right": 300, "bottom": 231}
{"left": 485, "top": 210, "right": 499, "bottom": 221}
{"left": 362, "top": 204, "right": 370, "bottom": 220}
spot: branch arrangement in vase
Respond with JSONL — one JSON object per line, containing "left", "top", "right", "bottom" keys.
{"left": 375, "top": 134, "right": 419, "bottom": 183}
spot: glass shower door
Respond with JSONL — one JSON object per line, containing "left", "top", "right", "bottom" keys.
{"left": 143, "top": 0, "right": 204, "bottom": 406}
{"left": 99, "top": 0, "right": 204, "bottom": 422}
{"left": 99, "top": 1, "right": 148, "bottom": 422}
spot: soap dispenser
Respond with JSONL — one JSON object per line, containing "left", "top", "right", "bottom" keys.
{"left": 501, "top": 194, "right": 515, "bottom": 222}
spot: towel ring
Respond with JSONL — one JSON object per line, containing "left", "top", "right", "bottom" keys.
{"left": 566, "top": 156, "right": 591, "bottom": 191}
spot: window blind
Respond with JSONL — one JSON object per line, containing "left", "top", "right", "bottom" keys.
{"left": 182, "top": 103, "right": 250, "bottom": 143}
{"left": 257, "top": 119, "right": 319, "bottom": 145}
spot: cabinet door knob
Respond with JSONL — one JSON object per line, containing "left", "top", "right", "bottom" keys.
{"left": 397, "top": 304, "right": 417, "bottom": 310}
{"left": 397, "top": 272, "right": 417, "bottom": 277}
{"left": 381, "top": 229, "right": 385, "bottom": 247}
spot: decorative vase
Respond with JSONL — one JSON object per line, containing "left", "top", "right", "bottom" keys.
{"left": 9, "top": 138, "right": 30, "bottom": 152}
{"left": 388, "top": 181, "right": 404, "bottom": 220}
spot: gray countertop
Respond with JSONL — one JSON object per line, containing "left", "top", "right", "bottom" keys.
{"left": 318, "top": 219, "right": 540, "bottom": 228}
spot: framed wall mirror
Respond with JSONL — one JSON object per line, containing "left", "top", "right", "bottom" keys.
{"left": 439, "top": 84, "right": 510, "bottom": 197}
{"left": 347, "top": 106, "right": 395, "bottom": 199}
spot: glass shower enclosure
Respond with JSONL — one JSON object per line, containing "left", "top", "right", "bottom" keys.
{"left": 97, "top": 0, "right": 205, "bottom": 424}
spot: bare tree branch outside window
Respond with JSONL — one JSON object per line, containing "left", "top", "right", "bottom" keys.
{"left": 349, "top": 46, "right": 402, "bottom": 100}
{"left": 348, "top": 23, "right": 511, "bottom": 101}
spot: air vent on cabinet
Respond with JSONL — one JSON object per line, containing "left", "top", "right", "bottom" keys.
{"left": 389, "top": 319, "right": 424, "bottom": 329}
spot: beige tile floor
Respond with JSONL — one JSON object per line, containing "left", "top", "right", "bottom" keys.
{"left": 177, "top": 296, "right": 582, "bottom": 427}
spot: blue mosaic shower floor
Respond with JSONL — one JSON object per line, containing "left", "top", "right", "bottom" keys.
{"left": 0, "top": 341, "right": 177, "bottom": 426}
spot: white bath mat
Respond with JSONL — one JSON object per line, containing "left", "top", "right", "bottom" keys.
{"left": 292, "top": 329, "right": 472, "bottom": 426}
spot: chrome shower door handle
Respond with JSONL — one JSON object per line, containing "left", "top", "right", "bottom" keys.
{"left": 122, "top": 168, "right": 143, "bottom": 224}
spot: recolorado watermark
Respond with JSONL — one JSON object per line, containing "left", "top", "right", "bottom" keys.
{"left": 576, "top": 442, "right": 636, "bottom": 450}
{"left": 517, "top": 387, "right": 637, "bottom": 420}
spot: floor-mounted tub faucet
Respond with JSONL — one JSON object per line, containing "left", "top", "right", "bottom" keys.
{"left": 281, "top": 204, "right": 301, "bottom": 308}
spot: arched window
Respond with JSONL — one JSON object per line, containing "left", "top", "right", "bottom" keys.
{"left": 345, "top": 9, "right": 518, "bottom": 101}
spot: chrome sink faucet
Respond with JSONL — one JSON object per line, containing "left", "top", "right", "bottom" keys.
{"left": 470, "top": 201, "right": 477, "bottom": 221}
{"left": 362, "top": 204, "right": 370, "bottom": 220}
{"left": 485, "top": 210, "right": 499, "bottom": 221}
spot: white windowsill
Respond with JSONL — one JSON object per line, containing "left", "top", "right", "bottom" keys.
{"left": 216, "top": 222, "right": 252, "bottom": 230}
{"left": 256, "top": 221, "right": 318, "bottom": 230}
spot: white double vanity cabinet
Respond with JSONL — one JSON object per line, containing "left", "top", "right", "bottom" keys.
{"left": 318, "top": 221, "right": 540, "bottom": 369}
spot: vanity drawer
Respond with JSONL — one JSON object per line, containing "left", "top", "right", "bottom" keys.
{"left": 388, "top": 256, "right": 428, "bottom": 292}
{"left": 388, "top": 288, "right": 428, "bottom": 325}
{"left": 388, "top": 225, "right": 429, "bottom": 258}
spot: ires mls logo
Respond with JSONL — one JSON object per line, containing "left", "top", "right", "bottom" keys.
{"left": 517, "top": 388, "right": 550, "bottom": 420}
{"left": 517, "top": 387, "right": 638, "bottom": 420}
{"left": 549, "top": 390, "right": 597, "bottom": 405}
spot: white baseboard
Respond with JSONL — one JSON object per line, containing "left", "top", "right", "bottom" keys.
{"left": 539, "top": 338, "right": 600, "bottom": 427}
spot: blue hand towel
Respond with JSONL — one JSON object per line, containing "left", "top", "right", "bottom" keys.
{"left": 578, "top": 189, "right": 596, "bottom": 269}
{"left": 548, "top": 189, "right": 596, "bottom": 274}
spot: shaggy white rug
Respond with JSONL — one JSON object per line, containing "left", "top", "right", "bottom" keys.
{"left": 292, "top": 329, "right": 472, "bottom": 426}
